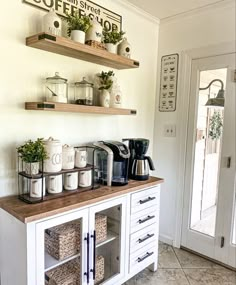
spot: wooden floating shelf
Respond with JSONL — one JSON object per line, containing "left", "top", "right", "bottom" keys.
{"left": 25, "top": 102, "right": 137, "bottom": 116}
{"left": 26, "top": 33, "right": 140, "bottom": 70}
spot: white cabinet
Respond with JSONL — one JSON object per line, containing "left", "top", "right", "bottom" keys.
{"left": 0, "top": 184, "right": 161, "bottom": 285}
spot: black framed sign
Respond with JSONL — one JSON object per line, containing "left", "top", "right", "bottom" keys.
{"left": 23, "top": 0, "right": 122, "bottom": 31}
{"left": 159, "top": 53, "right": 179, "bottom": 112}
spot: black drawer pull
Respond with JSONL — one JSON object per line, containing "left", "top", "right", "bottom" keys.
{"left": 139, "top": 196, "right": 156, "bottom": 204}
{"left": 138, "top": 215, "right": 155, "bottom": 224}
{"left": 138, "top": 251, "right": 154, "bottom": 263}
{"left": 138, "top": 233, "right": 155, "bottom": 243}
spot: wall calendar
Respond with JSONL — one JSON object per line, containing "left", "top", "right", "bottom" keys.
{"left": 159, "top": 53, "right": 179, "bottom": 112}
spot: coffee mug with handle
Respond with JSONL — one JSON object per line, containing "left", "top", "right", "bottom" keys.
{"left": 64, "top": 172, "right": 78, "bottom": 191}
{"left": 79, "top": 170, "right": 92, "bottom": 187}
{"left": 47, "top": 174, "right": 63, "bottom": 194}
{"left": 75, "top": 149, "right": 87, "bottom": 168}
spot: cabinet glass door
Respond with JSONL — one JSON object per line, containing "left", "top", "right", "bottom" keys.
{"left": 35, "top": 209, "right": 88, "bottom": 285}
{"left": 89, "top": 197, "right": 126, "bottom": 285}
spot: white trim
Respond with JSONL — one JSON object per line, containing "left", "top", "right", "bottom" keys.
{"left": 173, "top": 41, "right": 236, "bottom": 248}
{"left": 161, "top": 0, "right": 235, "bottom": 24}
{"left": 159, "top": 234, "right": 173, "bottom": 246}
{"left": 115, "top": 0, "right": 160, "bottom": 25}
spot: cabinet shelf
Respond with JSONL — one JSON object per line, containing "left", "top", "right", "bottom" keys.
{"left": 96, "top": 231, "right": 118, "bottom": 248}
{"left": 45, "top": 251, "right": 80, "bottom": 272}
{"left": 26, "top": 33, "right": 140, "bottom": 70}
{"left": 25, "top": 102, "right": 137, "bottom": 115}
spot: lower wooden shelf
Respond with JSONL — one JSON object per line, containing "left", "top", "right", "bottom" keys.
{"left": 25, "top": 102, "right": 137, "bottom": 116}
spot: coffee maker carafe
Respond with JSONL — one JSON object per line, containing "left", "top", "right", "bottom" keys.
{"left": 123, "top": 138, "right": 155, "bottom": 180}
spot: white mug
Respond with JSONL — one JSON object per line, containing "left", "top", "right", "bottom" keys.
{"left": 64, "top": 172, "right": 78, "bottom": 191}
{"left": 79, "top": 170, "right": 92, "bottom": 188}
{"left": 75, "top": 150, "right": 87, "bottom": 168}
{"left": 28, "top": 178, "right": 46, "bottom": 198}
{"left": 46, "top": 174, "right": 63, "bottom": 194}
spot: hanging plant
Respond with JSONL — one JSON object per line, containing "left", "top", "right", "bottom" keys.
{"left": 208, "top": 111, "right": 223, "bottom": 140}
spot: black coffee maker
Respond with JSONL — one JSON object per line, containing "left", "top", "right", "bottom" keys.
{"left": 123, "top": 138, "right": 155, "bottom": 180}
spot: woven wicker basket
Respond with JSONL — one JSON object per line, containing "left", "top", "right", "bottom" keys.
{"left": 45, "top": 256, "right": 104, "bottom": 285}
{"left": 85, "top": 40, "right": 106, "bottom": 50}
{"left": 45, "top": 220, "right": 81, "bottom": 261}
{"left": 45, "top": 215, "right": 107, "bottom": 261}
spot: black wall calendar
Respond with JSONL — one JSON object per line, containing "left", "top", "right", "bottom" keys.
{"left": 159, "top": 54, "right": 179, "bottom": 112}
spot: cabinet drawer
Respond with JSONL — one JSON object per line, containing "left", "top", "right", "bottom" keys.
{"left": 129, "top": 243, "right": 156, "bottom": 272}
{"left": 131, "top": 187, "right": 160, "bottom": 214}
{"left": 130, "top": 224, "right": 158, "bottom": 254}
{"left": 130, "top": 207, "right": 157, "bottom": 234}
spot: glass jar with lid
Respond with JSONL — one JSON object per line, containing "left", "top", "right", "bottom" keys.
{"left": 74, "top": 77, "right": 94, "bottom": 105}
{"left": 45, "top": 72, "right": 68, "bottom": 103}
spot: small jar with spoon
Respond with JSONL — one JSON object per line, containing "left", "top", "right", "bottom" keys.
{"left": 45, "top": 72, "right": 68, "bottom": 103}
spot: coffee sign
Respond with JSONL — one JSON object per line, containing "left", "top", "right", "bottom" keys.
{"left": 23, "top": 0, "right": 122, "bottom": 31}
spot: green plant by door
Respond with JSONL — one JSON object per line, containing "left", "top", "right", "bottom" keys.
{"left": 208, "top": 111, "right": 223, "bottom": 140}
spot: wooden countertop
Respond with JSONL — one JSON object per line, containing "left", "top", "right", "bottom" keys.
{"left": 0, "top": 177, "right": 163, "bottom": 223}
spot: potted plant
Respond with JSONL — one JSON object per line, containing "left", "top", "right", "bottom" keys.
{"left": 97, "top": 70, "right": 115, "bottom": 107}
{"left": 102, "top": 28, "right": 125, "bottom": 54}
{"left": 17, "top": 138, "right": 48, "bottom": 175}
{"left": 65, "top": 11, "right": 91, "bottom": 44}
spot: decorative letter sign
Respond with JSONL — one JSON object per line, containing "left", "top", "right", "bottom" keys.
{"left": 159, "top": 54, "right": 179, "bottom": 112}
{"left": 23, "top": 0, "right": 122, "bottom": 31}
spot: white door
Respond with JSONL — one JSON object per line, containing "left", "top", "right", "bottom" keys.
{"left": 35, "top": 208, "right": 89, "bottom": 285}
{"left": 181, "top": 53, "right": 236, "bottom": 268}
{"left": 89, "top": 196, "right": 127, "bottom": 285}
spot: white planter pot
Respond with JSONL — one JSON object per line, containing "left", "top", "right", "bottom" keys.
{"left": 43, "top": 137, "right": 62, "bottom": 173}
{"left": 25, "top": 162, "right": 39, "bottom": 175}
{"left": 100, "top": 89, "right": 110, "bottom": 108}
{"left": 105, "top": 43, "right": 117, "bottom": 54}
{"left": 71, "top": 30, "right": 85, "bottom": 44}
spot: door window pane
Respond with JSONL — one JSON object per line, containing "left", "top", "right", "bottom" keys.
{"left": 190, "top": 68, "right": 227, "bottom": 237}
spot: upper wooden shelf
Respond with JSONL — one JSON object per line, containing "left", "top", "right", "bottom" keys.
{"left": 26, "top": 33, "right": 140, "bottom": 70}
{"left": 25, "top": 102, "right": 137, "bottom": 115}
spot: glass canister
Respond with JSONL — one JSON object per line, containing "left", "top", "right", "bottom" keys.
{"left": 74, "top": 77, "right": 94, "bottom": 105}
{"left": 45, "top": 72, "right": 68, "bottom": 103}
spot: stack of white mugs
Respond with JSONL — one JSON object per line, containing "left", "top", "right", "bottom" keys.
{"left": 29, "top": 137, "right": 91, "bottom": 198}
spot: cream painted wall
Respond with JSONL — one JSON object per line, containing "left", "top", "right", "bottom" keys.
{"left": 0, "top": 1, "right": 159, "bottom": 197}
{"left": 154, "top": 0, "right": 236, "bottom": 244}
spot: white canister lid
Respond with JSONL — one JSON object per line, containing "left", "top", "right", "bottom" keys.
{"left": 43, "top": 137, "right": 61, "bottom": 145}
{"left": 62, "top": 144, "right": 75, "bottom": 152}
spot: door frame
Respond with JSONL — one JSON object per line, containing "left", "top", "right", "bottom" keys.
{"left": 173, "top": 41, "right": 236, "bottom": 248}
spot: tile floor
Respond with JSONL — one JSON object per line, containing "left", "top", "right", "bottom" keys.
{"left": 123, "top": 242, "right": 236, "bottom": 285}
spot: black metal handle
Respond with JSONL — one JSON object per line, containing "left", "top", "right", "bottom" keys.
{"left": 138, "top": 215, "right": 155, "bottom": 224}
{"left": 84, "top": 233, "right": 90, "bottom": 284}
{"left": 138, "top": 251, "right": 154, "bottom": 263}
{"left": 90, "top": 230, "right": 96, "bottom": 280}
{"left": 139, "top": 196, "right": 156, "bottom": 204}
{"left": 138, "top": 233, "right": 155, "bottom": 244}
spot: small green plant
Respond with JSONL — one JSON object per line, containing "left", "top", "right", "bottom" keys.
{"left": 102, "top": 28, "right": 125, "bottom": 44}
{"left": 65, "top": 11, "right": 91, "bottom": 36}
{"left": 97, "top": 70, "right": 115, "bottom": 90}
{"left": 208, "top": 111, "right": 223, "bottom": 140}
{"left": 17, "top": 138, "right": 48, "bottom": 163}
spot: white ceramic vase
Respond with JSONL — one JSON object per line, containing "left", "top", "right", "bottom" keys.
{"left": 71, "top": 30, "right": 85, "bottom": 44}
{"left": 25, "top": 162, "right": 39, "bottom": 175}
{"left": 105, "top": 43, "right": 117, "bottom": 54}
{"left": 100, "top": 89, "right": 110, "bottom": 107}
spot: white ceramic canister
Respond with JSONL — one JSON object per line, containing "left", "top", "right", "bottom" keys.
{"left": 64, "top": 172, "right": 78, "bottom": 191}
{"left": 46, "top": 174, "right": 63, "bottom": 194}
{"left": 85, "top": 19, "right": 103, "bottom": 43}
{"left": 29, "top": 177, "right": 46, "bottom": 198}
{"left": 43, "top": 137, "right": 62, "bottom": 173}
{"left": 75, "top": 149, "right": 87, "bottom": 168}
{"left": 79, "top": 170, "right": 92, "bottom": 188}
{"left": 62, "top": 144, "right": 75, "bottom": 170}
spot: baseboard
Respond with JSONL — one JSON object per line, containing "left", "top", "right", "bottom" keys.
{"left": 159, "top": 234, "right": 173, "bottom": 246}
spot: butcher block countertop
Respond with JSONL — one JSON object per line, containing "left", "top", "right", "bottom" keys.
{"left": 0, "top": 176, "right": 163, "bottom": 223}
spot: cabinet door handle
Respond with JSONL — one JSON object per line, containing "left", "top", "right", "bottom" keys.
{"left": 139, "top": 196, "right": 156, "bottom": 204}
{"left": 138, "top": 215, "right": 155, "bottom": 224}
{"left": 137, "top": 251, "right": 154, "bottom": 263}
{"left": 138, "top": 233, "right": 155, "bottom": 244}
{"left": 90, "top": 230, "right": 96, "bottom": 280}
{"left": 84, "top": 233, "right": 90, "bottom": 284}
